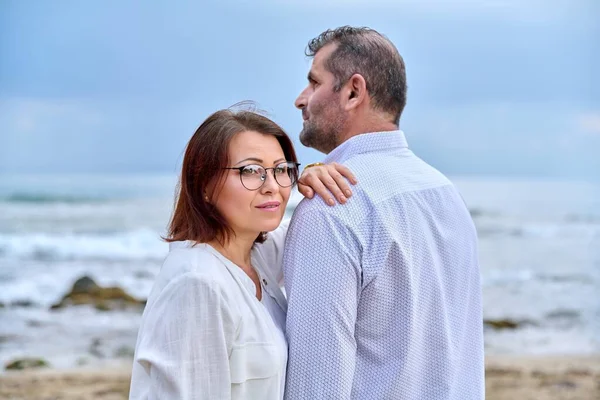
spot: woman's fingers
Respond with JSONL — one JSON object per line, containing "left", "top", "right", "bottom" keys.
{"left": 329, "top": 169, "right": 353, "bottom": 199}
{"left": 303, "top": 176, "right": 336, "bottom": 206}
{"left": 297, "top": 182, "right": 314, "bottom": 199}
{"left": 319, "top": 173, "right": 347, "bottom": 204}
{"left": 298, "top": 163, "right": 358, "bottom": 206}
{"left": 331, "top": 162, "right": 358, "bottom": 185}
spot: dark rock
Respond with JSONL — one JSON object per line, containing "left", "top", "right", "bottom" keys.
{"left": 469, "top": 208, "right": 484, "bottom": 218}
{"left": 114, "top": 346, "right": 135, "bottom": 359}
{"left": 532, "top": 370, "right": 550, "bottom": 379}
{"left": 50, "top": 275, "right": 144, "bottom": 311}
{"left": 539, "top": 379, "right": 578, "bottom": 389}
{"left": 565, "top": 368, "right": 592, "bottom": 377}
{"left": 5, "top": 357, "right": 50, "bottom": 370}
{"left": 554, "top": 381, "right": 577, "bottom": 389}
{"left": 484, "top": 318, "right": 536, "bottom": 330}
{"left": 0, "top": 302, "right": 4, "bottom": 308}
{"left": 77, "top": 357, "right": 90, "bottom": 366}
{"left": 89, "top": 338, "right": 104, "bottom": 358}
{"left": 71, "top": 276, "right": 100, "bottom": 294}
{"left": 26, "top": 320, "right": 44, "bottom": 328}
{"left": 485, "top": 367, "right": 522, "bottom": 377}
{"left": 10, "top": 299, "right": 36, "bottom": 308}
{"left": 484, "top": 318, "right": 519, "bottom": 329}
{"left": 94, "top": 302, "right": 112, "bottom": 312}
{"left": 134, "top": 270, "right": 153, "bottom": 279}
{"left": 545, "top": 309, "right": 580, "bottom": 320}
{"left": 544, "top": 309, "right": 581, "bottom": 328}
{"left": 0, "top": 334, "right": 19, "bottom": 344}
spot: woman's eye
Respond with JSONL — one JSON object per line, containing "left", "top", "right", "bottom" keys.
{"left": 242, "top": 166, "right": 263, "bottom": 175}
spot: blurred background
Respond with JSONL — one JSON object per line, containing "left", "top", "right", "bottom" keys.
{"left": 1, "top": 0, "right": 599, "bottom": 398}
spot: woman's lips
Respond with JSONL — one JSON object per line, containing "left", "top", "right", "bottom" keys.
{"left": 256, "top": 201, "right": 281, "bottom": 212}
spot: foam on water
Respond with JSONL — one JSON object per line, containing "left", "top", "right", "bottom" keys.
{"left": 0, "top": 229, "right": 168, "bottom": 262}
{"left": 1, "top": 175, "right": 598, "bottom": 368}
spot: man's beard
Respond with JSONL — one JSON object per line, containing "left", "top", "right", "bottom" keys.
{"left": 299, "top": 112, "right": 345, "bottom": 154}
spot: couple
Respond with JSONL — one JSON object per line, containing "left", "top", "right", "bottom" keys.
{"left": 129, "top": 26, "right": 484, "bottom": 399}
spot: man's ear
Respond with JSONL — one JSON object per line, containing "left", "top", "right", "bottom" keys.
{"left": 343, "top": 73, "right": 367, "bottom": 111}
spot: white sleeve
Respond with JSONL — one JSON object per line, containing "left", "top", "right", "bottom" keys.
{"left": 133, "top": 272, "right": 237, "bottom": 399}
{"left": 254, "top": 218, "right": 290, "bottom": 286}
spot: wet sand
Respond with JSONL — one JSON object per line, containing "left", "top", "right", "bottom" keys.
{"left": 1, "top": 355, "right": 598, "bottom": 399}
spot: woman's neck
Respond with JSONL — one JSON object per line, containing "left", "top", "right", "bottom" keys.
{"left": 208, "top": 231, "right": 263, "bottom": 300}
{"left": 208, "top": 234, "right": 255, "bottom": 268}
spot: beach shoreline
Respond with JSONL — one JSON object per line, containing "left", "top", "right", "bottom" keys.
{"left": 1, "top": 355, "right": 598, "bottom": 399}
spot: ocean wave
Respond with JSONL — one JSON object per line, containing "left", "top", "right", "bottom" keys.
{"left": 476, "top": 223, "right": 600, "bottom": 239}
{"left": 564, "top": 213, "right": 600, "bottom": 224}
{"left": 0, "top": 230, "right": 168, "bottom": 262}
{"left": 483, "top": 269, "right": 596, "bottom": 287}
{"left": 482, "top": 269, "right": 535, "bottom": 286}
{"left": 468, "top": 208, "right": 500, "bottom": 218}
{"left": 1, "top": 193, "right": 109, "bottom": 204}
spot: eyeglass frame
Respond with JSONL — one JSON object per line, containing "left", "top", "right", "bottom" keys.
{"left": 222, "top": 162, "right": 301, "bottom": 191}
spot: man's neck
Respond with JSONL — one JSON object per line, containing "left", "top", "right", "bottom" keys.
{"left": 339, "top": 119, "right": 399, "bottom": 145}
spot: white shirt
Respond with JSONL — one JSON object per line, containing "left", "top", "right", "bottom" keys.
{"left": 283, "top": 131, "right": 485, "bottom": 399}
{"left": 129, "top": 222, "right": 289, "bottom": 400}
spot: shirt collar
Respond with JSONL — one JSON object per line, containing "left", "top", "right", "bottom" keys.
{"left": 169, "top": 240, "right": 193, "bottom": 250}
{"left": 323, "top": 130, "right": 408, "bottom": 164}
{"left": 170, "top": 241, "right": 287, "bottom": 311}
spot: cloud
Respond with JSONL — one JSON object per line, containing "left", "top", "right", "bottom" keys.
{"left": 576, "top": 112, "right": 600, "bottom": 136}
{"left": 405, "top": 101, "right": 572, "bottom": 147}
{"left": 397, "top": 101, "right": 599, "bottom": 177}
{"left": 0, "top": 96, "right": 213, "bottom": 174}
{"left": 270, "top": 0, "right": 590, "bottom": 23}
{"left": 0, "top": 98, "right": 103, "bottom": 138}
{"left": 0, "top": 98, "right": 106, "bottom": 172}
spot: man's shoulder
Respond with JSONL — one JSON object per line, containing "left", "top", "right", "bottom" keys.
{"left": 290, "top": 195, "right": 339, "bottom": 222}
{"left": 290, "top": 149, "right": 460, "bottom": 228}
{"left": 345, "top": 149, "right": 455, "bottom": 196}
{"left": 291, "top": 182, "right": 373, "bottom": 226}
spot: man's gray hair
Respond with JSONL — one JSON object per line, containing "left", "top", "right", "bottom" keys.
{"left": 306, "top": 26, "right": 407, "bottom": 125}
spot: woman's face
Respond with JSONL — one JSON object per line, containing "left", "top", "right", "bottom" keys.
{"left": 212, "top": 130, "right": 292, "bottom": 239}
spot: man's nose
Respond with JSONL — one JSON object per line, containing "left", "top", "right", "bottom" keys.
{"left": 295, "top": 87, "right": 308, "bottom": 110}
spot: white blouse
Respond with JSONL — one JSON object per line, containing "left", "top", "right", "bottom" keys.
{"left": 129, "top": 222, "right": 289, "bottom": 400}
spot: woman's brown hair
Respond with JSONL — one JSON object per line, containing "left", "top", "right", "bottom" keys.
{"left": 165, "top": 106, "right": 298, "bottom": 245}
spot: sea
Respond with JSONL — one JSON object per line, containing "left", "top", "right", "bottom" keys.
{"left": 0, "top": 173, "right": 599, "bottom": 370}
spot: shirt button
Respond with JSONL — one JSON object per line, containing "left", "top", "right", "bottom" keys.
{"left": 262, "top": 278, "right": 268, "bottom": 286}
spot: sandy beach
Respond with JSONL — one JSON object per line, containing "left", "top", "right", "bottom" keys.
{"left": 1, "top": 355, "right": 598, "bottom": 400}
{"left": 484, "top": 355, "right": 600, "bottom": 400}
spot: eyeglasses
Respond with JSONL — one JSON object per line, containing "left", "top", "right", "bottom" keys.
{"left": 223, "top": 162, "right": 300, "bottom": 191}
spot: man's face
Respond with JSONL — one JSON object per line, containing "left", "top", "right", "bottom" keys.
{"left": 295, "top": 44, "right": 347, "bottom": 154}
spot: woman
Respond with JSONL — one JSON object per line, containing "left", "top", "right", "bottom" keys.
{"left": 129, "top": 108, "right": 355, "bottom": 399}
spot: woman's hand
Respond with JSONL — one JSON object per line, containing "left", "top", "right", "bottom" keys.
{"left": 297, "top": 162, "right": 357, "bottom": 206}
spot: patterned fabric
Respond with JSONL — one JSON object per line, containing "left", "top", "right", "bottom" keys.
{"left": 283, "top": 131, "right": 484, "bottom": 399}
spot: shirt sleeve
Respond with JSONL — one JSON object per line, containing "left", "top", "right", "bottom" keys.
{"left": 254, "top": 218, "right": 290, "bottom": 286}
{"left": 133, "top": 272, "right": 237, "bottom": 400}
{"left": 283, "top": 207, "right": 361, "bottom": 399}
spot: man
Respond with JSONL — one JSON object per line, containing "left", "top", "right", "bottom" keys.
{"left": 283, "top": 26, "right": 484, "bottom": 399}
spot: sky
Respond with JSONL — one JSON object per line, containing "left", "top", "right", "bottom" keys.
{"left": 0, "top": 0, "right": 598, "bottom": 179}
